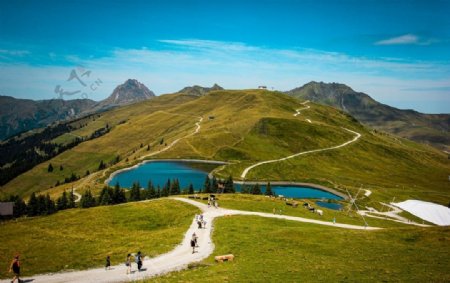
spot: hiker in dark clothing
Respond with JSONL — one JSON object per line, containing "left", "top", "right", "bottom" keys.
{"left": 105, "top": 255, "right": 111, "bottom": 270}
{"left": 9, "top": 255, "right": 20, "bottom": 283}
{"left": 191, "top": 238, "right": 196, "bottom": 253}
{"left": 136, "top": 251, "right": 143, "bottom": 271}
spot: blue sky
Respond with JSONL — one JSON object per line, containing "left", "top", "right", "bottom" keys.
{"left": 0, "top": 0, "right": 449, "bottom": 113}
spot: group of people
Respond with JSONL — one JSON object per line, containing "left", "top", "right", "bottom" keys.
{"left": 207, "top": 196, "right": 219, "bottom": 208}
{"left": 124, "top": 251, "right": 144, "bottom": 274}
{"left": 104, "top": 251, "right": 144, "bottom": 274}
{"left": 195, "top": 214, "right": 207, "bottom": 229}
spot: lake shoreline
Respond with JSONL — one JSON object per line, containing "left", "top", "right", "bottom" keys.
{"left": 106, "top": 159, "right": 347, "bottom": 200}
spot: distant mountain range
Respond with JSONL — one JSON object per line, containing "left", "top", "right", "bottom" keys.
{"left": 177, "top": 84, "right": 223, "bottom": 96}
{"left": 286, "top": 81, "right": 449, "bottom": 151}
{"left": 0, "top": 79, "right": 155, "bottom": 140}
{"left": 1, "top": 80, "right": 448, "bottom": 151}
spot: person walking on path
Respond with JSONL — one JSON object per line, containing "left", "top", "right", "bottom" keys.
{"left": 136, "top": 251, "right": 143, "bottom": 272}
{"left": 190, "top": 233, "right": 197, "bottom": 253}
{"left": 125, "top": 253, "right": 132, "bottom": 274}
{"left": 105, "top": 255, "right": 111, "bottom": 270}
{"left": 192, "top": 232, "right": 199, "bottom": 247}
{"left": 9, "top": 254, "right": 20, "bottom": 283}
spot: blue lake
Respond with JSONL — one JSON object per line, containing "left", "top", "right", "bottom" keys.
{"left": 108, "top": 161, "right": 343, "bottom": 200}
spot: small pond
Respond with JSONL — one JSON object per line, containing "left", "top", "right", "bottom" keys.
{"left": 107, "top": 160, "right": 343, "bottom": 201}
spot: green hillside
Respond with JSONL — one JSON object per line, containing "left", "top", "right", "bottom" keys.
{"left": 1, "top": 89, "right": 448, "bottom": 206}
{"left": 286, "top": 81, "right": 450, "bottom": 151}
{"left": 0, "top": 199, "right": 199, "bottom": 279}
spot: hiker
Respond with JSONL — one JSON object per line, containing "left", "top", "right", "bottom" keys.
{"left": 136, "top": 251, "right": 143, "bottom": 271}
{"left": 9, "top": 255, "right": 20, "bottom": 283}
{"left": 190, "top": 236, "right": 196, "bottom": 253}
{"left": 192, "top": 232, "right": 198, "bottom": 247}
{"left": 105, "top": 255, "right": 111, "bottom": 270}
{"left": 202, "top": 216, "right": 207, "bottom": 229}
{"left": 125, "top": 253, "right": 132, "bottom": 274}
{"left": 214, "top": 200, "right": 218, "bottom": 208}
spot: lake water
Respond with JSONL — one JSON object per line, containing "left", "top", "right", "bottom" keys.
{"left": 108, "top": 160, "right": 343, "bottom": 201}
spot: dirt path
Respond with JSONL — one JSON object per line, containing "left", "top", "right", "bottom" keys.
{"left": 241, "top": 128, "right": 361, "bottom": 179}
{"left": 139, "top": 116, "right": 203, "bottom": 160}
{"left": 1, "top": 197, "right": 379, "bottom": 283}
{"left": 241, "top": 101, "right": 361, "bottom": 178}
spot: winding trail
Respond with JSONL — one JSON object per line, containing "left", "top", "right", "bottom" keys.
{"left": 241, "top": 128, "right": 361, "bottom": 179}
{"left": 293, "top": 100, "right": 311, "bottom": 117}
{"left": 140, "top": 115, "right": 203, "bottom": 160}
{"left": 241, "top": 100, "right": 361, "bottom": 178}
{"left": 1, "top": 198, "right": 380, "bottom": 283}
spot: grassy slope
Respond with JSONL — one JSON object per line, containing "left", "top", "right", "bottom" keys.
{"left": 154, "top": 216, "right": 450, "bottom": 282}
{"left": 0, "top": 93, "right": 198, "bottom": 197}
{"left": 0, "top": 199, "right": 199, "bottom": 279}
{"left": 1, "top": 90, "right": 449, "bottom": 206}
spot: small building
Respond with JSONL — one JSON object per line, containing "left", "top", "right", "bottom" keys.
{"left": 0, "top": 202, "right": 14, "bottom": 216}
{"left": 258, "top": 86, "right": 267, "bottom": 89}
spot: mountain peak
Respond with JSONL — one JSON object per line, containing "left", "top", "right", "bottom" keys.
{"left": 103, "top": 79, "right": 155, "bottom": 105}
{"left": 177, "top": 84, "right": 224, "bottom": 96}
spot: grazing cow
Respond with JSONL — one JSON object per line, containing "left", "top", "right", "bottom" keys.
{"left": 308, "top": 207, "right": 315, "bottom": 213}
{"left": 316, "top": 209, "right": 323, "bottom": 216}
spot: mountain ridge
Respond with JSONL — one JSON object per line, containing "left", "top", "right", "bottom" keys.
{"left": 177, "top": 83, "right": 224, "bottom": 96}
{"left": 0, "top": 79, "right": 156, "bottom": 141}
{"left": 286, "top": 81, "right": 449, "bottom": 151}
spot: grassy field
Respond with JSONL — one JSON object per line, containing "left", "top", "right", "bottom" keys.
{"left": 1, "top": 89, "right": 448, "bottom": 208}
{"left": 153, "top": 215, "right": 450, "bottom": 282}
{"left": 0, "top": 199, "right": 199, "bottom": 279}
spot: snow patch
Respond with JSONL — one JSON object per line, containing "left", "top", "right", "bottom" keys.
{"left": 392, "top": 200, "right": 450, "bottom": 226}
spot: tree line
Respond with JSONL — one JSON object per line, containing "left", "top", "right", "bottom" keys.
{"left": 1, "top": 175, "right": 274, "bottom": 220}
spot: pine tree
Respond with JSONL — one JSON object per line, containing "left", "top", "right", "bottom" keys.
{"left": 48, "top": 163, "right": 54, "bottom": 172}
{"left": 80, "top": 190, "right": 96, "bottom": 208}
{"left": 27, "top": 192, "right": 39, "bottom": 216}
{"left": 147, "top": 181, "right": 156, "bottom": 199}
{"left": 68, "top": 189, "right": 76, "bottom": 208}
{"left": 203, "top": 176, "right": 211, "bottom": 194}
{"left": 57, "top": 191, "right": 68, "bottom": 210}
{"left": 9, "top": 195, "right": 27, "bottom": 218}
{"left": 211, "top": 176, "right": 218, "bottom": 193}
{"left": 161, "top": 181, "right": 169, "bottom": 197}
{"left": 129, "top": 182, "right": 141, "bottom": 201}
{"left": 37, "top": 195, "right": 46, "bottom": 215}
{"left": 170, "top": 179, "right": 180, "bottom": 195}
{"left": 98, "top": 160, "right": 106, "bottom": 170}
{"left": 156, "top": 186, "right": 161, "bottom": 198}
{"left": 113, "top": 183, "right": 127, "bottom": 204}
{"left": 99, "top": 187, "right": 114, "bottom": 205}
{"left": 188, "top": 183, "right": 194, "bottom": 194}
{"left": 224, "top": 175, "right": 235, "bottom": 193}
{"left": 165, "top": 179, "right": 171, "bottom": 196}
{"left": 265, "top": 182, "right": 273, "bottom": 196}
{"left": 251, "top": 184, "right": 261, "bottom": 195}
{"left": 45, "top": 194, "right": 56, "bottom": 215}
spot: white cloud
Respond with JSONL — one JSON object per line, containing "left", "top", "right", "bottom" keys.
{"left": 375, "top": 34, "right": 438, "bottom": 46}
